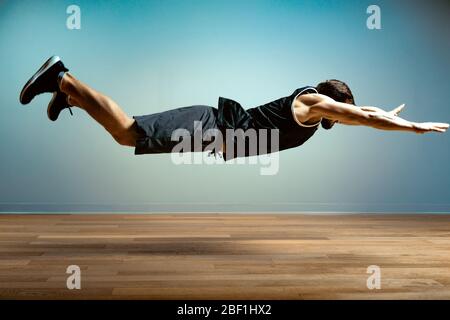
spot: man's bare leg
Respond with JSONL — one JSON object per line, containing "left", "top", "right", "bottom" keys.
{"left": 59, "top": 72, "right": 139, "bottom": 147}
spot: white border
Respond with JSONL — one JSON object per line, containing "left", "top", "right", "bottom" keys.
{"left": 291, "top": 87, "right": 321, "bottom": 127}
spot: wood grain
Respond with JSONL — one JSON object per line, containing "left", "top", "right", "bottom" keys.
{"left": 0, "top": 214, "right": 450, "bottom": 299}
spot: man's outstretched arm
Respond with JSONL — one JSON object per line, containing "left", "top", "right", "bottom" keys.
{"left": 302, "top": 94, "right": 449, "bottom": 134}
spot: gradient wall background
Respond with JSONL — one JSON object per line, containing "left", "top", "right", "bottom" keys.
{"left": 0, "top": 0, "right": 449, "bottom": 213}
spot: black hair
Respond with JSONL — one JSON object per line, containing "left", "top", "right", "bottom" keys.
{"left": 316, "top": 79, "right": 355, "bottom": 105}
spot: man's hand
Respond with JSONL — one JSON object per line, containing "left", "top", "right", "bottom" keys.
{"left": 412, "top": 122, "right": 449, "bottom": 134}
{"left": 389, "top": 104, "right": 449, "bottom": 133}
{"left": 363, "top": 104, "right": 448, "bottom": 134}
{"left": 361, "top": 104, "right": 405, "bottom": 117}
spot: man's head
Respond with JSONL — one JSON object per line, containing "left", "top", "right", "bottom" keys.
{"left": 316, "top": 79, "right": 355, "bottom": 130}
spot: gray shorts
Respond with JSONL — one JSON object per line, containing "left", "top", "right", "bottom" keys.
{"left": 133, "top": 105, "right": 222, "bottom": 155}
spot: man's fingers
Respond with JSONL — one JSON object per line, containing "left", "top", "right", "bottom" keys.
{"left": 388, "top": 104, "right": 404, "bottom": 116}
{"left": 432, "top": 125, "right": 447, "bottom": 133}
{"left": 415, "top": 122, "right": 448, "bottom": 133}
{"left": 388, "top": 104, "right": 405, "bottom": 116}
{"left": 394, "top": 104, "right": 405, "bottom": 115}
{"left": 432, "top": 123, "right": 449, "bottom": 131}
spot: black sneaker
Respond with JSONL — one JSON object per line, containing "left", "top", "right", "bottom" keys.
{"left": 47, "top": 91, "right": 73, "bottom": 121}
{"left": 19, "top": 55, "right": 68, "bottom": 105}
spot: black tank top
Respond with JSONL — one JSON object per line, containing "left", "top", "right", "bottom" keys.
{"left": 217, "top": 86, "right": 319, "bottom": 159}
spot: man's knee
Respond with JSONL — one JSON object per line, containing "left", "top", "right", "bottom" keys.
{"left": 113, "top": 133, "right": 133, "bottom": 147}
{"left": 112, "top": 121, "right": 139, "bottom": 147}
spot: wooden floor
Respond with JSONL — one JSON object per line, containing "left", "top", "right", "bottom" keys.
{"left": 1, "top": 214, "right": 450, "bottom": 299}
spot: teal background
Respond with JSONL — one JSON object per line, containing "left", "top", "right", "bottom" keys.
{"left": 0, "top": 0, "right": 449, "bottom": 213}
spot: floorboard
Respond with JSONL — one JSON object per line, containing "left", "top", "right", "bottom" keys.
{"left": 0, "top": 214, "right": 450, "bottom": 299}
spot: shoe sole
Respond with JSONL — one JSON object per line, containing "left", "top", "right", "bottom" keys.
{"left": 19, "top": 55, "right": 61, "bottom": 105}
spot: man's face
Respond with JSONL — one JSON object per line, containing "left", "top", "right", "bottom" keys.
{"left": 321, "top": 118, "right": 337, "bottom": 130}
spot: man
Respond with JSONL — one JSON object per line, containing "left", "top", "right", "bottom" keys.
{"left": 20, "top": 56, "right": 448, "bottom": 160}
